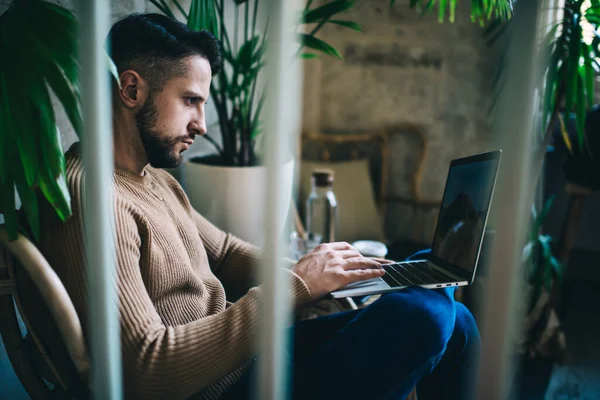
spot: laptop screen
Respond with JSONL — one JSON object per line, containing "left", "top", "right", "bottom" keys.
{"left": 430, "top": 156, "right": 499, "bottom": 276}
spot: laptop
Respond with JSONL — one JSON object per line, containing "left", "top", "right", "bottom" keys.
{"left": 331, "top": 150, "right": 502, "bottom": 299}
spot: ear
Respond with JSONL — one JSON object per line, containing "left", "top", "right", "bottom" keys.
{"left": 117, "top": 70, "right": 149, "bottom": 109}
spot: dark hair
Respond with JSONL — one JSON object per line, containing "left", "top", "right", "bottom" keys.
{"left": 107, "top": 13, "right": 222, "bottom": 91}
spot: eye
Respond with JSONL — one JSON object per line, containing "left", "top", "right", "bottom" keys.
{"left": 184, "top": 97, "right": 201, "bottom": 106}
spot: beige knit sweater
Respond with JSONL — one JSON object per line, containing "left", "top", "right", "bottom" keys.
{"left": 38, "top": 144, "right": 312, "bottom": 399}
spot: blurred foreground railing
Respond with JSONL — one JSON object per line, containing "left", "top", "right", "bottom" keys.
{"left": 79, "top": 1, "right": 122, "bottom": 398}
{"left": 475, "top": 1, "right": 542, "bottom": 399}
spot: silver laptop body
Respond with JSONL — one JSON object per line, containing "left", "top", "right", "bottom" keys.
{"left": 331, "top": 150, "right": 502, "bottom": 299}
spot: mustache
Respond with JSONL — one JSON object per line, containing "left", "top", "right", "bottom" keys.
{"left": 175, "top": 133, "right": 195, "bottom": 143}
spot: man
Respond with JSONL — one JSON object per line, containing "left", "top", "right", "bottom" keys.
{"left": 39, "top": 13, "right": 480, "bottom": 400}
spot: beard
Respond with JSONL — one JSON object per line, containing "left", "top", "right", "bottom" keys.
{"left": 135, "top": 93, "right": 189, "bottom": 169}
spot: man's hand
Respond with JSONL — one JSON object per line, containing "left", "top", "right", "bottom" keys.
{"left": 291, "top": 242, "right": 385, "bottom": 301}
{"left": 369, "top": 257, "right": 394, "bottom": 265}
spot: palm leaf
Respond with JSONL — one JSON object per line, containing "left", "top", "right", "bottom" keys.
{"left": 329, "top": 20, "right": 362, "bottom": 31}
{"left": 438, "top": 0, "right": 448, "bottom": 22}
{"left": 0, "top": 0, "right": 79, "bottom": 240}
{"left": 303, "top": 0, "right": 355, "bottom": 24}
{"left": 300, "top": 34, "right": 342, "bottom": 59}
{"left": 237, "top": 36, "right": 261, "bottom": 73}
{"left": 400, "top": 0, "right": 512, "bottom": 22}
{"left": 188, "top": 0, "right": 218, "bottom": 35}
{"left": 563, "top": 13, "right": 582, "bottom": 132}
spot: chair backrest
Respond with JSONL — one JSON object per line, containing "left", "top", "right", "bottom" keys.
{"left": 0, "top": 226, "right": 90, "bottom": 398}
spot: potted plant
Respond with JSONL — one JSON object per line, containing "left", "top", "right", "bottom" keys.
{"left": 150, "top": 0, "right": 362, "bottom": 245}
{"left": 512, "top": 195, "right": 567, "bottom": 399}
{"left": 394, "top": 1, "right": 600, "bottom": 397}
{"left": 0, "top": 0, "right": 81, "bottom": 242}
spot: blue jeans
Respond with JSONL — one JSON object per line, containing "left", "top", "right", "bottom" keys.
{"left": 223, "top": 287, "right": 480, "bottom": 400}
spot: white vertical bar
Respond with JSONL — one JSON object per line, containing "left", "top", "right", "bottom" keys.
{"left": 79, "top": 1, "right": 122, "bottom": 399}
{"left": 476, "top": 1, "right": 541, "bottom": 399}
{"left": 257, "top": 0, "right": 303, "bottom": 398}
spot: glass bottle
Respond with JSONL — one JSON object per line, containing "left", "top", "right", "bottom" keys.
{"left": 305, "top": 169, "right": 338, "bottom": 244}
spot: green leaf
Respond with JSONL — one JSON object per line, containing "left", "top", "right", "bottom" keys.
{"left": 237, "top": 36, "right": 260, "bottom": 72}
{"left": 38, "top": 161, "right": 71, "bottom": 222}
{"left": 42, "top": 59, "right": 83, "bottom": 136}
{"left": 539, "top": 194, "right": 556, "bottom": 222}
{"left": 4, "top": 63, "right": 40, "bottom": 188}
{"left": 564, "top": 15, "right": 582, "bottom": 116}
{"left": 450, "top": 0, "right": 457, "bottom": 22}
{"left": 575, "top": 74, "right": 586, "bottom": 150}
{"left": 439, "top": 0, "right": 448, "bottom": 22}
{"left": 0, "top": 0, "right": 75, "bottom": 238}
{"left": 29, "top": 70, "right": 62, "bottom": 179}
{"left": 300, "top": 34, "right": 342, "bottom": 59}
{"left": 188, "top": 0, "right": 218, "bottom": 35}
{"left": 28, "top": 2, "right": 80, "bottom": 84}
{"left": 303, "top": 0, "right": 355, "bottom": 24}
{"left": 328, "top": 20, "right": 362, "bottom": 31}
{"left": 301, "top": 53, "right": 319, "bottom": 59}
{"left": 581, "top": 43, "right": 595, "bottom": 108}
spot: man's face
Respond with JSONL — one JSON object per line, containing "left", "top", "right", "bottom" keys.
{"left": 135, "top": 56, "right": 212, "bottom": 168}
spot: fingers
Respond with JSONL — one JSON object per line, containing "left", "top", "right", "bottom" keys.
{"left": 337, "top": 250, "right": 363, "bottom": 259}
{"left": 345, "top": 268, "right": 386, "bottom": 283}
{"left": 370, "top": 257, "right": 394, "bottom": 264}
{"left": 326, "top": 242, "right": 355, "bottom": 251}
{"left": 342, "top": 257, "right": 383, "bottom": 270}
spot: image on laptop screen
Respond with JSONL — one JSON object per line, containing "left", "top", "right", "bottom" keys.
{"left": 431, "top": 159, "right": 499, "bottom": 273}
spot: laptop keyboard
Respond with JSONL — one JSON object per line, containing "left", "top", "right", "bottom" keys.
{"left": 381, "top": 261, "right": 457, "bottom": 288}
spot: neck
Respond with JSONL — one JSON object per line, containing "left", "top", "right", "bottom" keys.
{"left": 113, "top": 108, "right": 148, "bottom": 175}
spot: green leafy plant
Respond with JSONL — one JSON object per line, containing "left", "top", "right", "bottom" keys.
{"left": 150, "top": 0, "right": 361, "bottom": 166}
{"left": 539, "top": 0, "right": 600, "bottom": 156}
{"left": 484, "top": 0, "right": 600, "bottom": 171}
{"left": 390, "top": 0, "right": 513, "bottom": 23}
{"left": 0, "top": 0, "right": 81, "bottom": 241}
{"left": 522, "top": 195, "right": 564, "bottom": 313}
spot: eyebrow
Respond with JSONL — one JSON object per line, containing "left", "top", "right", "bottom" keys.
{"left": 182, "top": 91, "right": 207, "bottom": 101}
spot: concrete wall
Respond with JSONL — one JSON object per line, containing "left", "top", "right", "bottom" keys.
{"left": 302, "top": 0, "right": 498, "bottom": 244}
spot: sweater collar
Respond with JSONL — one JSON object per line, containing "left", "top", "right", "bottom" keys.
{"left": 113, "top": 166, "right": 153, "bottom": 186}
{"left": 67, "top": 142, "right": 153, "bottom": 186}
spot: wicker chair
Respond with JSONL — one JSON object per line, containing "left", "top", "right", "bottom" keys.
{"left": 0, "top": 226, "right": 90, "bottom": 399}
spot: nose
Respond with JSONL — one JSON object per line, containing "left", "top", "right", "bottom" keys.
{"left": 190, "top": 117, "right": 207, "bottom": 137}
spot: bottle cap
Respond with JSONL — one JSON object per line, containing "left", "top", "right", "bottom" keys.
{"left": 311, "top": 169, "right": 334, "bottom": 187}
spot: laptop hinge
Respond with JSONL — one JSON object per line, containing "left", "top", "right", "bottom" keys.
{"left": 426, "top": 261, "right": 466, "bottom": 282}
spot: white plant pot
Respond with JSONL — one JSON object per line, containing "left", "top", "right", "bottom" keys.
{"left": 182, "top": 158, "right": 295, "bottom": 248}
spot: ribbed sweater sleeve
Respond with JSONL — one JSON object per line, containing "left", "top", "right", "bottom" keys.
{"left": 115, "top": 201, "right": 311, "bottom": 399}
{"left": 157, "top": 169, "right": 302, "bottom": 302}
